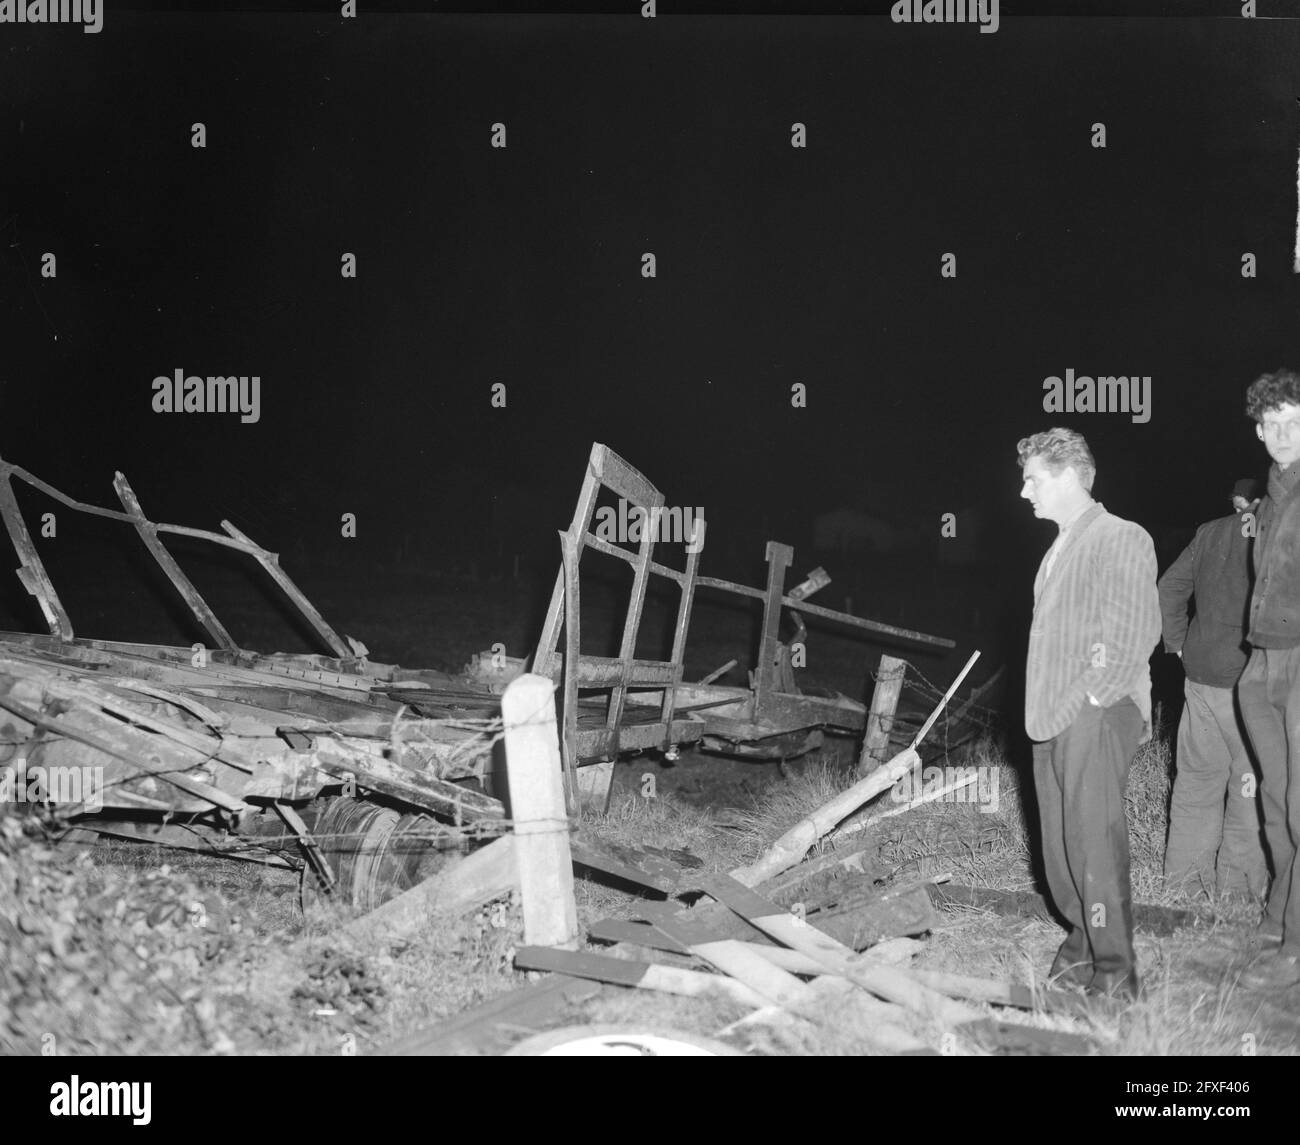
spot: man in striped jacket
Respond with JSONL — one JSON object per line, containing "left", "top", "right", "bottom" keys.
{"left": 1018, "top": 428, "right": 1160, "bottom": 1001}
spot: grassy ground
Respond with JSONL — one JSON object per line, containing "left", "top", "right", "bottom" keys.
{"left": 566, "top": 727, "right": 1296, "bottom": 1056}
{"left": 6, "top": 712, "right": 1293, "bottom": 1056}
{"left": 2, "top": 550, "right": 1292, "bottom": 1055}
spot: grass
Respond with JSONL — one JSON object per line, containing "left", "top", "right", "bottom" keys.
{"left": 560, "top": 722, "right": 1296, "bottom": 1056}
{"left": 4, "top": 714, "right": 1295, "bottom": 1056}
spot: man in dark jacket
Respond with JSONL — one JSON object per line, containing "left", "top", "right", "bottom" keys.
{"left": 1158, "top": 479, "right": 1267, "bottom": 896}
{"left": 1019, "top": 428, "right": 1160, "bottom": 1001}
{"left": 1237, "top": 369, "right": 1300, "bottom": 989}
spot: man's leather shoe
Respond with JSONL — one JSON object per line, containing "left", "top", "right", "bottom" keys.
{"left": 1087, "top": 968, "right": 1142, "bottom": 1002}
{"left": 1239, "top": 951, "right": 1300, "bottom": 990}
{"left": 1048, "top": 953, "right": 1093, "bottom": 991}
{"left": 1049, "top": 936, "right": 1092, "bottom": 990}
{"left": 1248, "top": 919, "right": 1284, "bottom": 952}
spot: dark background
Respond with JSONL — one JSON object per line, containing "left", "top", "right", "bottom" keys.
{"left": 4, "top": 2, "right": 1300, "bottom": 711}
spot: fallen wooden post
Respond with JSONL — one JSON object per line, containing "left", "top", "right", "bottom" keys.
{"left": 830, "top": 771, "right": 979, "bottom": 842}
{"left": 343, "top": 833, "right": 519, "bottom": 943}
{"left": 731, "top": 651, "right": 980, "bottom": 888}
{"left": 728, "top": 748, "right": 921, "bottom": 886}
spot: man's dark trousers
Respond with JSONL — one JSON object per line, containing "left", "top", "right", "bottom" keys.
{"left": 1033, "top": 697, "right": 1144, "bottom": 985}
{"left": 1238, "top": 646, "right": 1300, "bottom": 954}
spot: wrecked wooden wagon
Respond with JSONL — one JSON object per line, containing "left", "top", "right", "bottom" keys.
{"left": 0, "top": 444, "right": 992, "bottom": 910}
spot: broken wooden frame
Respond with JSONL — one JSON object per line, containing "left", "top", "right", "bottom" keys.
{"left": 0, "top": 456, "right": 351, "bottom": 658}
{"left": 0, "top": 444, "right": 982, "bottom": 914}
{"left": 0, "top": 452, "right": 514, "bottom": 894}
{"left": 533, "top": 442, "right": 960, "bottom": 812}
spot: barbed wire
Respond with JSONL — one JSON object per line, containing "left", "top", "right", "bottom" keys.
{"left": 866, "top": 660, "right": 1004, "bottom": 755}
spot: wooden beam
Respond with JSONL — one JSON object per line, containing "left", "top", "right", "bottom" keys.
{"left": 0, "top": 473, "right": 72, "bottom": 638}
{"left": 113, "top": 472, "right": 236, "bottom": 652}
{"left": 698, "top": 874, "right": 977, "bottom": 1028}
{"left": 515, "top": 947, "right": 770, "bottom": 1008}
{"left": 641, "top": 910, "right": 818, "bottom": 1011}
{"left": 732, "top": 655, "right": 980, "bottom": 887}
{"left": 728, "top": 746, "right": 921, "bottom": 887}
{"left": 343, "top": 833, "right": 519, "bottom": 944}
{"left": 219, "top": 519, "right": 352, "bottom": 659}
{"left": 753, "top": 541, "right": 793, "bottom": 712}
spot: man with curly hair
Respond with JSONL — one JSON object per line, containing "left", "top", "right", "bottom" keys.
{"left": 1018, "top": 427, "right": 1160, "bottom": 1001}
{"left": 1237, "top": 368, "right": 1300, "bottom": 989}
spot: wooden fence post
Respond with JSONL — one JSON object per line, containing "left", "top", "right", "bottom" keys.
{"left": 858, "top": 654, "right": 906, "bottom": 776}
{"left": 502, "top": 673, "right": 579, "bottom": 950}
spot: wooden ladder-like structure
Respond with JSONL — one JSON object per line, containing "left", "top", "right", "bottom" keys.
{"left": 533, "top": 444, "right": 704, "bottom": 812}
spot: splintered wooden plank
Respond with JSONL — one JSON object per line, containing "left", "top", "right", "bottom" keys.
{"left": 588, "top": 918, "right": 691, "bottom": 953}
{"left": 589, "top": 917, "right": 829, "bottom": 977}
{"left": 636, "top": 909, "right": 817, "bottom": 1011}
{"left": 807, "top": 885, "right": 938, "bottom": 951}
{"left": 313, "top": 751, "right": 504, "bottom": 824}
{"left": 697, "top": 873, "right": 977, "bottom": 1028}
{"left": 514, "top": 947, "right": 769, "bottom": 1009}
{"left": 0, "top": 690, "right": 247, "bottom": 812}
{"left": 568, "top": 833, "right": 695, "bottom": 894}
{"left": 587, "top": 917, "right": 1078, "bottom": 1017}
{"left": 585, "top": 919, "right": 937, "bottom": 1052}
{"left": 758, "top": 838, "right": 879, "bottom": 899}
{"left": 644, "top": 897, "right": 941, "bottom": 1054}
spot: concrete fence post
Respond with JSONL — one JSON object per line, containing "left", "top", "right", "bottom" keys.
{"left": 502, "top": 673, "right": 579, "bottom": 950}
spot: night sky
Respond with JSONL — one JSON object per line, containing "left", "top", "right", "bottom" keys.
{"left": 4, "top": 3, "right": 1300, "bottom": 659}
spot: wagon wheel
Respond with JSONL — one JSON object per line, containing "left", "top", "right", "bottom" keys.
{"left": 300, "top": 796, "right": 463, "bottom": 914}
